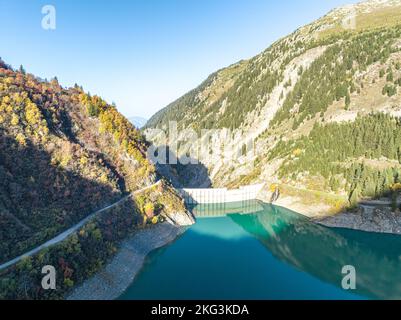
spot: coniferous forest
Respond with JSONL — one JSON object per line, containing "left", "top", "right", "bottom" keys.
{"left": 269, "top": 113, "right": 401, "bottom": 205}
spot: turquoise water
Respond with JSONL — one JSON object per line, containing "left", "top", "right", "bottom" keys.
{"left": 120, "top": 201, "right": 401, "bottom": 300}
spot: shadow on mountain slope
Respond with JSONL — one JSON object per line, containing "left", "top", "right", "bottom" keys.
{"left": 152, "top": 145, "right": 212, "bottom": 188}
{"left": 0, "top": 134, "right": 122, "bottom": 263}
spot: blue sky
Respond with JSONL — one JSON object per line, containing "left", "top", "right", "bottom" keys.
{"left": 0, "top": 0, "right": 358, "bottom": 119}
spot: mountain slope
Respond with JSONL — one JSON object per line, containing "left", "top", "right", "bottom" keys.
{"left": 145, "top": 0, "right": 401, "bottom": 214}
{"left": 0, "top": 59, "right": 189, "bottom": 263}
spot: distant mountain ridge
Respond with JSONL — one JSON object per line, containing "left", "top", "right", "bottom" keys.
{"left": 129, "top": 116, "right": 148, "bottom": 129}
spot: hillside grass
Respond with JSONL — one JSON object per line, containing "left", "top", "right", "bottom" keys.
{"left": 318, "top": 6, "right": 401, "bottom": 40}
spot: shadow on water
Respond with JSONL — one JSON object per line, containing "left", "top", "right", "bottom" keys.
{"left": 229, "top": 202, "right": 401, "bottom": 300}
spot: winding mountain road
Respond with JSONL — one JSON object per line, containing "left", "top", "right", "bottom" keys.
{"left": 0, "top": 181, "right": 161, "bottom": 271}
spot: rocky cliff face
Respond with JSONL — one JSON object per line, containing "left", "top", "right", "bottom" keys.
{"left": 146, "top": 0, "right": 401, "bottom": 215}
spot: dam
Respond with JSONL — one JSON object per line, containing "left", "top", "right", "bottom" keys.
{"left": 178, "top": 183, "right": 265, "bottom": 205}
{"left": 190, "top": 200, "right": 266, "bottom": 218}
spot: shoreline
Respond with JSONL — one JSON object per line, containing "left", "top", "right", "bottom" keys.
{"left": 67, "top": 222, "right": 186, "bottom": 300}
{"left": 66, "top": 194, "right": 401, "bottom": 300}
{"left": 263, "top": 194, "right": 401, "bottom": 235}
{"left": 316, "top": 207, "right": 401, "bottom": 235}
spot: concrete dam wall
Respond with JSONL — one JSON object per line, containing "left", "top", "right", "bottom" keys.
{"left": 178, "top": 183, "right": 265, "bottom": 205}
{"left": 191, "top": 200, "right": 266, "bottom": 218}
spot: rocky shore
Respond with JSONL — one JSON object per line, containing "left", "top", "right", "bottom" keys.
{"left": 258, "top": 187, "right": 401, "bottom": 235}
{"left": 317, "top": 206, "right": 401, "bottom": 235}
{"left": 67, "top": 223, "right": 187, "bottom": 300}
{"left": 275, "top": 197, "right": 401, "bottom": 235}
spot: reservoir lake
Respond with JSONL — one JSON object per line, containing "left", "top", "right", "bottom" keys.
{"left": 120, "top": 201, "right": 401, "bottom": 300}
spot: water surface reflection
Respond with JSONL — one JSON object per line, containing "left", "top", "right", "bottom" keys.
{"left": 120, "top": 201, "right": 401, "bottom": 300}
